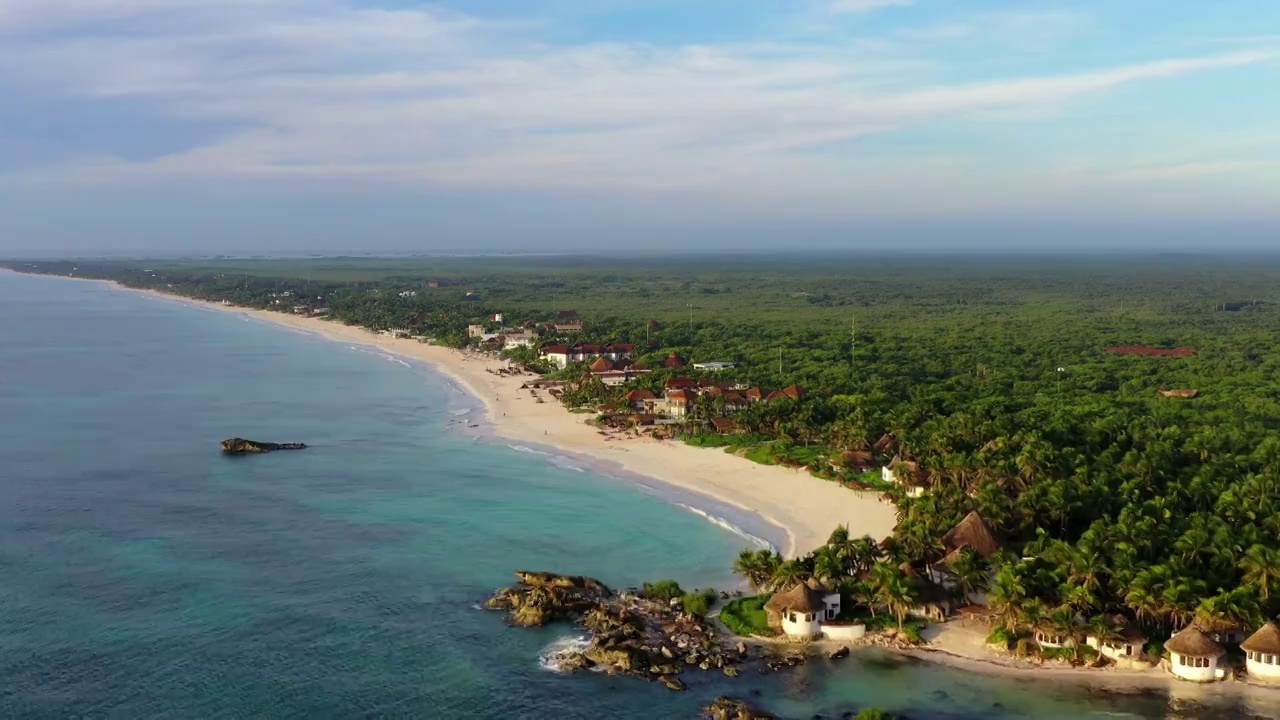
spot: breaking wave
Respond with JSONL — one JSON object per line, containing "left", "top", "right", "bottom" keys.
{"left": 676, "top": 503, "right": 774, "bottom": 551}
{"left": 538, "top": 635, "right": 593, "bottom": 673}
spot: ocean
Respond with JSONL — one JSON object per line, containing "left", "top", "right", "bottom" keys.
{"left": 0, "top": 271, "right": 1271, "bottom": 719}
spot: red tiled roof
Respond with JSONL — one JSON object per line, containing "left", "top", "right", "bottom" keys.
{"left": 710, "top": 418, "right": 738, "bottom": 432}
{"left": 589, "top": 357, "right": 614, "bottom": 372}
{"left": 665, "top": 378, "right": 697, "bottom": 390}
{"left": 541, "top": 345, "right": 570, "bottom": 354}
{"left": 666, "top": 390, "right": 691, "bottom": 404}
{"left": 625, "top": 389, "right": 657, "bottom": 401}
{"left": 662, "top": 352, "right": 687, "bottom": 369}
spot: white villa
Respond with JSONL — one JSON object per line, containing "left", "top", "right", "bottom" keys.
{"left": 881, "top": 456, "right": 928, "bottom": 498}
{"left": 1243, "top": 622, "right": 1280, "bottom": 682}
{"left": 1086, "top": 615, "right": 1148, "bottom": 661}
{"left": 763, "top": 580, "right": 864, "bottom": 641}
{"left": 692, "top": 361, "right": 736, "bottom": 371}
{"left": 502, "top": 328, "right": 540, "bottom": 348}
{"left": 1164, "top": 625, "right": 1227, "bottom": 682}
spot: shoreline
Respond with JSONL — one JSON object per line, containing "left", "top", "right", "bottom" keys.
{"left": 8, "top": 270, "right": 897, "bottom": 558}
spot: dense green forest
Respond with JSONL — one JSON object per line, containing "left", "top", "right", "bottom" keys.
{"left": 7, "top": 254, "right": 1280, "bottom": 640}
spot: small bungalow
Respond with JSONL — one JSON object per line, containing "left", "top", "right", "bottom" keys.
{"left": 764, "top": 581, "right": 842, "bottom": 640}
{"left": 1035, "top": 627, "right": 1075, "bottom": 649}
{"left": 1242, "top": 622, "right": 1280, "bottom": 681}
{"left": 665, "top": 377, "right": 698, "bottom": 392}
{"left": 873, "top": 433, "right": 898, "bottom": 454}
{"left": 1086, "top": 615, "right": 1148, "bottom": 660}
{"left": 624, "top": 388, "right": 657, "bottom": 410}
{"left": 693, "top": 361, "right": 736, "bottom": 371}
{"left": 1165, "top": 625, "right": 1227, "bottom": 682}
{"left": 838, "top": 450, "right": 875, "bottom": 471}
{"left": 941, "top": 511, "right": 1003, "bottom": 560}
{"left": 743, "top": 387, "right": 768, "bottom": 403}
{"left": 765, "top": 385, "right": 807, "bottom": 402}
{"left": 554, "top": 310, "right": 583, "bottom": 332}
{"left": 467, "top": 324, "right": 487, "bottom": 338}
{"left": 900, "top": 563, "right": 954, "bottom": 621}
{"left": 710, "top": 417, "right": 741, "bottom": 435}
{"left": 881, "top": 455, "right": 929, "bottom": 497}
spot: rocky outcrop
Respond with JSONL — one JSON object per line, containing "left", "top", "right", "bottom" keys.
{"left": 485, "top": 571, "right": 742, "bottom": 690}
{"left": 220, "top": 438, "right": 307, "bottom": 454}
{"left": 703, "top": 696, "right": 774, "bottom": 720}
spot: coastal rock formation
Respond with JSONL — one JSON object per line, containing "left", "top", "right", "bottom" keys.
{"left": 703, "top": 696, "right": 774, "bottom": 720}
{"left": 220, "top": 438, "right": 307, "bottom": 454}
{"left": 485, "top": 571, "right": 742, "bottom": 690}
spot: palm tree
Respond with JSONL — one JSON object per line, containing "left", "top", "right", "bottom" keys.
{"left": 732, "top": 549, "right": 768, "bottom": 592}
{"left": 1086, "top": 614, "right": 1121, "bottom": 659}
{"left": 988, "top": 563, "right": 1028, "bottom": 633}
{"left": 944, "top": 547, "right": 990, "bottom": 605}
{"left": 768, "top": 559, "right": 808, "bottom": 592}
{"left": 1047, "top": 605, "right": 1083, "bottom": 662}
{"left": 812, "top": 547, "right": 843, "bottom": 585}
{"left": 870, "top": 565, "right": 917, "bottom": 634}
{"left": 1241, "top": 544, "right": 1280, "bottom": 602}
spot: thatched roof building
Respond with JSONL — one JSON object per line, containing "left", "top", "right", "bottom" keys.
{"left": 1158, "top": 389, "right": 1200, "bottom": 398}
{"left": 1165, "top": 626, "right": 1225, "bottom": 658}
{"left": 763, "top": 582, "right": 826, "bottom": 629}
{"left": 1242, "top": 622, "right": 1280, "bottom": 654}
{"left": 941, "top": 511, "right": 1002, "bottom": 559}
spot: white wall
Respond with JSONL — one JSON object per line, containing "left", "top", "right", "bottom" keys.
{"left": 1247, "top": 653, "right": 1280, "bottom": 681}
{"left": 822, "top": 623, "right": 866, "bottom": 641}
{"left": 780, "top": 611, "right": 822, "bottom": 639}
{"left": 1169, "top": 652, "right": 1222, "bottom": 682}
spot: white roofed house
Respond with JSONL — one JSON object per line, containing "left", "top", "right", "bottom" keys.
{"left": 1086, "top": 615, "right": 1148, "bottom": 663}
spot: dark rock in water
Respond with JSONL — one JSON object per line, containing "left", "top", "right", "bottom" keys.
{"left": 703, "top": 696, "right": 773, "bottom": 720}
{"left": 828, "top": 645, "right": 850, "bottom": 660}
{"left": 220, "top": 438, "right": 306, "bottom": 454}
{"left": 660, "top": 675, "right": 686, "bottom": 692}
{"left": 486, "top": 571, "right": 744, "bottom": 689}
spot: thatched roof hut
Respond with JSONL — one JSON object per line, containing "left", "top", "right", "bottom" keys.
{"left": 941, "top": 511, "right": 1002, "bottom": 558}
{"left": 1242, "top": 622, "right": 1280, "bottom": 654}
{"left": 839, "top": 450, "right": 874, "bottom": 469}
{"left": 1158, "top": 389, "right": 1200, "bottom": 399}
{"left": 763, "top": 582, "right": 826, "bottom": 627}
{"left": 1165, "top": 626, "right": 1225, "bottom": 658}
{"left": 873, "top": 433, "right": 897, "bottom": 453}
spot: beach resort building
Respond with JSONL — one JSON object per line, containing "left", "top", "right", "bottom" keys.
{"left": 940, "top": 511, "right": 1003, "bottom": 561}
{"left": 624, "top": 389, "right": 657, "bottom": 411}
{"left": 692, "top": 361, "right": 736, "bottom": 371}
{"left": 1193, "top": 617, "right": 1248, "bottom": 645}
{"left": 881, "top": 456, "right": 929, "bottom": 498}
{"left": 554, "top": 310, "right": 583, "bottom": 333}
{"left": 660, "top": 390, "right": 692, "bottom": 419}
{"left": 467, "top": 324, "right": 486, "bottom": 339}
{"left": 1164, "top": 626, "right": 1227, "bottom": 682}
{"left": 1086, "top": 615, "right": 1148, "bottom": 660}
{"left": 502, "top": 328, "right": 540, "bottom": 349}
{"left": 1243, "top": 622, "right": 1280, "bottom": 682}
{"left": 763, "top": 580, "right": 845, "bottom": 641}
{"left": 540, "top": 343, "right": 634, "bottom": 369}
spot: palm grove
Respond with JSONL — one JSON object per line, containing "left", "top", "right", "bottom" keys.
{"left": 10, "top": 256, "right": 1280, "bottom": 644}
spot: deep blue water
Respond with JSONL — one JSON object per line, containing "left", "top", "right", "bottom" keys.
{"left": 0, "top": 271, "right": 1273, "bottom": 719}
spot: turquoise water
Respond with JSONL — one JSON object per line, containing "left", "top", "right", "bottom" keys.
{"left": 0, "top": 271, "right": 1272, "bottom": 719}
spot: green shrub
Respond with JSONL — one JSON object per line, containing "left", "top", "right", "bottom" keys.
{"left": 719, "top": 595, "right": 774, "bottom": 636}
{"left": 681, "top": 588, "right": 719, "bottom": 616}
{"left": 643, "top": 579, "right": 685, "bottom": 600}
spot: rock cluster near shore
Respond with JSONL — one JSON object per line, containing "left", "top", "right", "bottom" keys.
{"left": 703, "top": 696, "right": 774, "bottom": 720}
{"left": 485, "top": 571, "right": 746, "bottom": 690}
{"left": 220, "top": 438, "right": 307, "bottom": 454}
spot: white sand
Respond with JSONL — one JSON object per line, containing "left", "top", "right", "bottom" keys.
{"left": 97, "top": 282, "right": 898, "bottom": 557}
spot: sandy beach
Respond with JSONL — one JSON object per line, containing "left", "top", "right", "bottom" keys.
{"left": 91, "top": 281, "right": 896, "bottom": 558}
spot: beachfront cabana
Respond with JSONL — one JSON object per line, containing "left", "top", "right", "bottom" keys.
{"left": 941, "top": 511, "right": 1003, "bottom": 559}
{"left": 764, "top": 583, "right": 826, "bottom": 639}
{"left": 1086, "top": 615, "right": 1147, "bottom": 660}
{"left": 1242, "top": 622, "right": 1280, "bottom": 682}
{"left": 1164, "top": 626, "right": 1227, "bottom": 682}
{"left": 1193, "top": 617, "right": 1247, "bottom": 645}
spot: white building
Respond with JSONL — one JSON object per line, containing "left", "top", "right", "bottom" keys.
{"left": 1164, "top": 626, "right": 1227, "bottom": 682}
{"left": 692, "top": 361, "right": 736, "bottom": 371}
{"left": 503, "top": 329, "right": 540, "bottom": 349}
{"left": 881, "top": 456, "right": 928, "bottom": 498}
{"left": 1086, "top": 615, "right": 1147, "bottom": 661}
{"left": 1243, "top": 622, "right": 1280, "bottom": 682}
{"left": 764, "top": 580, "right": 844, "bottom": 641}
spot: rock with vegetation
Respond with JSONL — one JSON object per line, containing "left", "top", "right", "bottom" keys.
{"left": 485, "top": 572, "right": 742, "bottom": 690}
{"left": 703, "top": 696, "right": 774, "bottom": 720}
{"left": 220, "top": 438, "right": 307, "bottom": 454}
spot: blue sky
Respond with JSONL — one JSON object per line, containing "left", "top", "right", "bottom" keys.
{"left": 0, "top": 0, "right": 1277, "bottom": 255}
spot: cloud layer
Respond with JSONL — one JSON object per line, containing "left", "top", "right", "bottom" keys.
{"left": 0, "top": 0, "right": 1276, "bottom": 232}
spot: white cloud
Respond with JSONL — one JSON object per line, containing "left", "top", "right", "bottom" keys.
{"left": 828, "top": 0, "right": 915, "bottom": 14}
{"left": 0, "top": 0, "right": 1272, "bottom": 213}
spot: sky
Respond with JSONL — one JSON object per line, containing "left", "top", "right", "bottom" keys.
{"left": 0, "top": 0, "right": 1277, "bottom": 255}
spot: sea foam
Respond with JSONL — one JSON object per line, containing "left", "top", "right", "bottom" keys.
{"left": 676, "top": 503, "right": 774, "bottom": 552}
{"left": 538, "top": 635, "right": 593, "bottom": 673}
